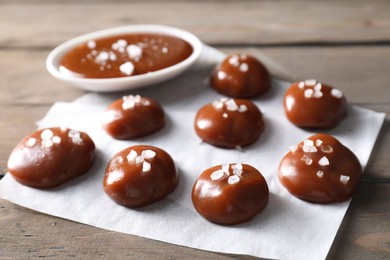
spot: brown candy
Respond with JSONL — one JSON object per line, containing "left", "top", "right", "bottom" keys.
{"left": 101, "top": 95, "right": 165, "bottom": 140}
{"left": 194, "top": 98, "right": 264, "bottom": 149}
{"left": 210, "top": 54, "right": 271, "bottom": 98}
{"left": 278, "top": 134, "right": 362, "bottom": 203}
{"left": 103, "top": 145, "right": 178, "bottom": 208}
{"left": 192, "top": 163, "right": 269, "bottom": 225}
{"left": 284, "top": 80, "right": 347, "bottom": 128}
{"left": 7, "top": 127, "right": 95, "bottom": 189}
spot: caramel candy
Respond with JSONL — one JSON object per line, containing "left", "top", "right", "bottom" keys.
{"left": 101, "top": 95, "right": 165, "bottom": 140}
{"left": 278, "top": 134, "right": 362, "bottom": 203}
{"left": 7, "top": 127, "right": 95, "bottom": 189}
{"left": 210, "top": 54, "right": 271, "bottom": 98}
{"left": 194, "top": 98, "right": 264, "bottom": 149}
{"left": 192, "top": 163, "right": 269, "bottom": 225}
{"left": 284, "top": 80, "right": 347, "bottom": 128}
{"left": 103, "top": 145, "right": 178, "bottom": 208}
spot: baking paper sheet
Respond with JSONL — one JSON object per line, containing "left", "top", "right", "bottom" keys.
{"left": 0, "top": 45, "right": 385, "bottom": 259}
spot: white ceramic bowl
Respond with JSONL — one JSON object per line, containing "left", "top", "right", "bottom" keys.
{"left": 46, "top": 25, "right": 203, "bottom": 92}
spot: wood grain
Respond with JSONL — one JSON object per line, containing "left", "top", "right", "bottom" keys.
{"left": 0, "top": 0, "right": 389, "bottom": 259}
{"left": 1, "top": 0, "right": 390, "bottom": 47}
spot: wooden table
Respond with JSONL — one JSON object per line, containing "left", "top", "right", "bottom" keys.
{"left": 1, "top": 1, "right": 389, "bottom": 258}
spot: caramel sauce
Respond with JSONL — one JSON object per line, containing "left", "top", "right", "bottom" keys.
{"left": 59, "top": 34, "right": 193, "bottom": 79}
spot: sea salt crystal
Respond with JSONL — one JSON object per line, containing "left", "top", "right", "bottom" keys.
{"left": 210, "top": 170, "right": 224, "bottom": 180}
{"left": 127, "top": 150, "right": 138, "bottom": 162}
{"left": 301, "top": 155, "right": 313, "bottom": 165}
{"left": 312, "top": 90, "right": 323, "bottom": 98}
{"left": 316, "top": 139, "right": 323, "bottom": 147}
{"left": 298, "top": 81, "right": 305, "bottom": 89}
{"left": 122, "top": 95, "right": 136, "bottom": 110}
{"left": 303, "top": 145, "right": 318, "bottom": 153}
{"left": 321, "top": 145, "right": 333, "bottom": 153}
{"left": 239, "top": 63, "right": 249, "bottom": 72}
{"left": 226, "top": 99, "right": 238, "bottom": 111}
{"left": 228, "top": 56, "right": 240, "bottom": 67}
{"left": 87, "top": 40, "right": 96, "bottom": 49}
{"left": 316, "top": 171, "right": 324, "bottom": 178}
{"left": 68, "top": 130, "right": 83, "bottom": 145}
{"left": 304, "top": 89, "right": 314, "bottom": 98}
{"left": 41, "top": 129, "right": 54, "bottom": 140}
{"left": 119, "top": 62, "right": 134, "bottom": 76}
{"left": 116, "top": 39, "right": 128, "bottom": 47}
{"left": 142, "top": 161, "right": 151, "bottom": 172}
{"left": 127, "top": 45, "right": 143, "bottom": 60}
{"left": 212, "top": 100, "right": 224, "bottom": 109}
{"left": 142, "top": 150, "right": 156, "bottom": 159}
{"left": 222, "top": 113, "right": 228, "bottom": 118}
{"left": 238, "top": 105, "right": 247, "bottom": 113}
{"left": 304, "top": 140, "right": 314, "bottom": 146}
{"left": 235, "top": 145, "right": 243, "bottom": 151}
{"left": 305, "top": 79, "right": 317, "bottom": 86}
{"left": 340, "top": 175, "right": 350, "bottom": 184}
{"left": 228, "top": 175, "right": 240, "bottom": 184}
{"left": 109, "top": 52, "right": 117, "bottom": 61}
{"left": 135, "top": 155, "right": 144, "bottom": 164}
{"left": 318, "top": 156, "right": 330, "bottom": 166}
{"left": 25, "top": 138, "right": 36, "bottom": 147}
{"left": 314, "top": 83, "right": 322, "bottom": 91}
{"left": 222, "top": 164, "right": 230, "bottom": 174}
{"left": 331, "top": 88, "right": 343, "bottom": 98}
{"left": 220, "top": 97, "right": 228, "bottom": 103}
{"left": 232, "top": 163, "right": 243, "bottom": 176}
{"left": 52, "top": 136, "right": 61, "bottom": 144}
{"left": 162, "top": 47, "right": 168, "bottom": 54}
{"left": 95, "top": 51, "right": 109, "bottom": 63}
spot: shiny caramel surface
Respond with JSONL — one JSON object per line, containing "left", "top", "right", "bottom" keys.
{"left": 278, "top": 134, "right": 362, "bottom": 203}
{"left": 194, "top": 98, "right": 264, "bottom": 148}
{"left": 103, "top": 145, "right": 178, "bottom": 208}
{"left": 101, "top": 95, "right": 165, "bottom": 140}
{"left": 7, "top": 127, "right": 95, "bottom": 189}
{"left": 284, "top": 80, "right": 347, "bottom": 128}
{"left": 192, "top": 163, "right": 269, "bottom": 225}
{"left": 210, "top": 54, "right": 271, "bottom": 98}
{"left": 60, "top": 33, "right": 193, "bottom": 79}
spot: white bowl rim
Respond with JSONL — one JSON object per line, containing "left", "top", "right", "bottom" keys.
{"left": 46, "top": 24, "right": 203, "bottom": 86}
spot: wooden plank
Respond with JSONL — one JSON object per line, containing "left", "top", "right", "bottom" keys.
{"left": 1, "top": 0, "right": 390, "bottom": 47}
{"left": 1, "top": 182, "right": 389, "bottom": 259}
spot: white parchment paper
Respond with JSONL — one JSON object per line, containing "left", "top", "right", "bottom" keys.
{"left": 0, "top": 45, "right": 385, "bottom": 259}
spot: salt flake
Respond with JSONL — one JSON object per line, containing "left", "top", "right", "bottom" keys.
{"left": 318, "top": 156, "right": 330, "bottom": 166}
{"left": 340, "top": 175, "right": 350, "bottom": 184}
{"left": 142, "top": 150, "right": 156, "bottom": 159}
{"left": 210, "top": 170, "right": 224, "bottom": 180}
{"left": 119, "top": 62, "right": 134, "bottom": 76}
{"left": 316, "top": 171, "right": 324, "bottom": 178}
{"left": 331, "top": 88, "right": 343, "bottom": 98}
{"left": 228, "top": 175, "right": 240, "bottom": 184}
{"left": 142, "top": 161, "right": 151, "bottom": 172}
{"left": 41, "top": 129, "right": 54, "bottom": 140}
{"left": 321, "top": 145, "right": 333, "bottom": 153}
{"left": 127, "top": 150, "right": 138, "bottom": 162}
